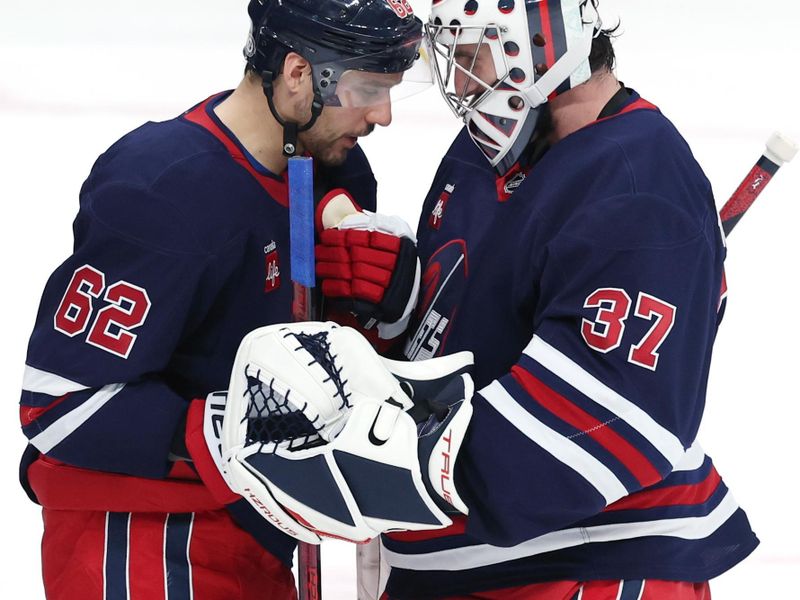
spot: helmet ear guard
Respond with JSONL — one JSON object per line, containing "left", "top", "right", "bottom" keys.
{"left": 427, "top": 0, "right": 599, "bottom": 174}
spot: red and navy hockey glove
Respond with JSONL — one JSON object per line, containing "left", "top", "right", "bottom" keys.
{"left": 315, "top": 189, "right": 420, "bottom": 340}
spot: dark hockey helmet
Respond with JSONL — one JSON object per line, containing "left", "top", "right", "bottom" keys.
{"left": 245, "top": 0, "right": 427, "bottom": 107}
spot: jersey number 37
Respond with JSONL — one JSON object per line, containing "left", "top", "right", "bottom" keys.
{"left": 53, "top": 264, "right": 152, "bottom": 359}
{"left": 581, "top": 287, "right": 676, "bottom": 372}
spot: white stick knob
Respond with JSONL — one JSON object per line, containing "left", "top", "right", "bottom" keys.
{"left": 765, "top": 131, "right": 798, "bottom": 166}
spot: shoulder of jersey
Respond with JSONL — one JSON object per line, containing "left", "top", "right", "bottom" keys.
{"left": 82, "top": 117, "right": 278, "bottom": 255}
{"left": 442, "top": 127, "right": 496, "bottom": 171}
{"left": 524, "top": 110, "right": 714, "bottom": 250}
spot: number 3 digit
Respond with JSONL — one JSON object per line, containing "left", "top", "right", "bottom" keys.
{"left": 581, "top": 288, "right": 632, "bottom": 352}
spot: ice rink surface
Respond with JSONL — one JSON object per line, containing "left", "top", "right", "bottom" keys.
{"left": 1, "top": 1, "right": 798, "bottom": 597}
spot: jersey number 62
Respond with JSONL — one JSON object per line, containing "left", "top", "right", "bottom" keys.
{"left": 53, "top": 264, "right": 152, "bottom": 359}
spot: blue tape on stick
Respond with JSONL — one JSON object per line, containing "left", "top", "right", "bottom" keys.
{"left": 288, "top": 157, "right": 315, "bottom": 288}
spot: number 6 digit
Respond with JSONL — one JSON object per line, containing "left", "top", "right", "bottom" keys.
{"left": 53, "top": 265, "right": 105, "bottom": 337}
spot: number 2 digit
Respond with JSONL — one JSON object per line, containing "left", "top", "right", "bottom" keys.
{"left": 86, "top": 282, "right": 152, "bottom": 358}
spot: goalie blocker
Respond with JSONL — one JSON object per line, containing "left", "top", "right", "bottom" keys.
{"left": 187, "top": 322, "right": 474, "bottom": 544}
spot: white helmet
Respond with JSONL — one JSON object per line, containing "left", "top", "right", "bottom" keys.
{"left": 426, "top": 0, "right": 599, "bottom": 174}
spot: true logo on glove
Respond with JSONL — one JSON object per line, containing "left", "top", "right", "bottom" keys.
{"left": 439, "top": 429, "right": 456, "bottom": 507}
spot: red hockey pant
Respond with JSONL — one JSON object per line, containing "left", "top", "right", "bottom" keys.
{"left": 41, "top": 507, "right": 297, "bottom": 600}
{"left": 385, "top": 579, "right": 710, "bottom": 599}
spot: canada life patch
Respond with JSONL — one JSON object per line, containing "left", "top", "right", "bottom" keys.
{"left": 264, "top": 241, "right": 281, "bottom": 293}
{"left": 386, "top": 0, "right": 414, "bottom": 18}
{"left": 429, "top": 184, "right": 455, "bottom": 230}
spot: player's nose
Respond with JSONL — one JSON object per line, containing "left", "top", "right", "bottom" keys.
{"left": 366, "top": 101, "right": 392, "bottom": 127}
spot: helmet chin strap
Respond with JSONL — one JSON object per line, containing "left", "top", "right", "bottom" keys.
{"left": 520, "top": 1, "right": 599, "bottom": 107}
{"left": 261, "top": 70, "right": 325, "bottom": 157}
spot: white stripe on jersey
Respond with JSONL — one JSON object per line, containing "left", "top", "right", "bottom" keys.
{"left": 22, "top": 365, "right": 90, "bottom": 396}
{"left": 481, "top": 380, "right": 628, "bottom": 504}
{"left": 672, "top": 442, "right": 706, "bottom": 473}
{"left": 382, "top": 490, "right": 740, "bottom": 572}
{"left": 524, "top": 336, "right": 685, "bottom": 465}
{"left": 29, "top": 383, "right": 126, "bottom": 454}
{"left": 162, "top": 515, "right": 169, "bottom": 600}
{"left": 126, "top": 513, "right": 132, "bottom": 600}
{"left": 187, "top": 514, "right": 195, "bottom": 600}
{"left": 102, "top": 513, "right": 109, "bottom": 600}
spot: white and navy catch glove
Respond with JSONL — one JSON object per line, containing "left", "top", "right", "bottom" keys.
{"left": 213, "top": 322, "right": 473, "bottom": 544}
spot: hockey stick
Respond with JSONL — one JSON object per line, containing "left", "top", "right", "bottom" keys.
{"left": 720, "top": 131, "right": 797, "bottom": 235}
{"left": 289, "top": 155, "right": 323, "bottom": 600}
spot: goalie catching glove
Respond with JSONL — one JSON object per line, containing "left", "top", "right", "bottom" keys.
{"left": 315, "top": 189, "right": 420, "bottom": 339}
{"left": 195, "top": 322, "right": 474, "bottom": 544}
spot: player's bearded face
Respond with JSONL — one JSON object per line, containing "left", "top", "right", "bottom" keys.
{"left": 297, "top": 72, "right": 400, "bottom": 166}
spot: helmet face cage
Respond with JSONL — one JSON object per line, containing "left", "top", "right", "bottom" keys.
{"left": 426, "top": 0, "right": 598, "bottom": 174}
{"left": 426, "top": 22, "right": 514, "bottom": 120}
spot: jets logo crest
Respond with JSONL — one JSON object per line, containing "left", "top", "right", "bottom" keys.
{"left": 404, "top": 240, "right": 468, "bottom": 360}
{"left": 264, "top": 241, "right": 281, "bottom": 293}
{"left": 429, "top": 183, "right": 455, "bottom": 230}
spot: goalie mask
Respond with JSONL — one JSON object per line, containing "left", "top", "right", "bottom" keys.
{"left": 426, "top": 0, "right": 599, "bottom": 174}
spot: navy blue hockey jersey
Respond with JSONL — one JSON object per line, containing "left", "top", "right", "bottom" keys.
{"left": 19, "top": 92, "right": 377, "bottom": 566}
{"left": 386, "top": 91, "right": 758, "bottom": 596}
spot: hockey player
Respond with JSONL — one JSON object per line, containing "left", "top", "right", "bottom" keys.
{"left": 246, "top": 0, "right": 761, "bottom": 598}
{"left": 17, "top": 1, "right": 426, "bottom": 598}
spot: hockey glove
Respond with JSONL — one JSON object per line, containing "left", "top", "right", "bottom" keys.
{"left": 216, "top": 322, "right": 473, "bottom": 544}
{"left": 383, "top": 357, "right": 474, "bottom": 515}
{"left": 315, "top": 189, "right": 420, "bottom": 340}
{"left": 183, "top": 390, "right": 324, "bottom": 542}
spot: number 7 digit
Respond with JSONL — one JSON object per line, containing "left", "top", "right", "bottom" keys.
{"left": 628, "top": 292, "right": 677, "bottom": 371}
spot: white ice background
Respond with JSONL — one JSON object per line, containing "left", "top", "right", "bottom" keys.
{"left": 1, "top": 1, "right": 798, "bottom": 598}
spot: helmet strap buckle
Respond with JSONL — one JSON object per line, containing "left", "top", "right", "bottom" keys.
{"left": 261, "top": 70, "right": 325, "bottom": 158}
